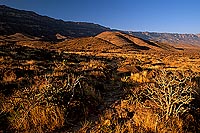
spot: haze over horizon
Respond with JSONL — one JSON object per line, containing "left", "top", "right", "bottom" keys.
{"left": 1, "top": 0, "right": 200, "bottom": 34}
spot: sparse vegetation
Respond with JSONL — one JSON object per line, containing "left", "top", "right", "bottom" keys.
{"left": 0, "top": 73, "right": 100, "bottom": 132}
{"left": 89, "top": 70, "right": 200, "bottom": 133}
{"left": 0, "top": 33, "right": 200, "bottom": 132}
{"left": 1, "top": 5, "right": 200, "bottom": 132}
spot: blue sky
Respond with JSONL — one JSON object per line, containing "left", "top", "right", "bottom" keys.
{"left": 1, "top": 0, "right": 200, "bottom": 33}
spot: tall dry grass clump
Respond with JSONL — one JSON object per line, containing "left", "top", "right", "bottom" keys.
{"left": 0, "top": 73, "right": 101, "bottom": 132}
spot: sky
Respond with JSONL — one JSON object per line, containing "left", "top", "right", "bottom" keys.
{"left": 0, "top": 0, "right": 200, "bottom": 34}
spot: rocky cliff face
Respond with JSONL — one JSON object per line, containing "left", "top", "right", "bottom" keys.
{"left": 127, "top": 31, "right": 200, "bottom": 46}
{"left": 0, "top": 5, "right": 110, "bottom": 40}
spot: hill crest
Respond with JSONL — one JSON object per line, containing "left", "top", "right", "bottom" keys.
{"left": 96, "top": 31, "right": 178, "bottom": 51}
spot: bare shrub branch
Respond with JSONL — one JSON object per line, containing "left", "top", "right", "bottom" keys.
{"left": 144, "top": 70, "right": 197, "bottom": 120}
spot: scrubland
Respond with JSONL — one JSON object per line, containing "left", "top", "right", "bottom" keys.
{"left": 0, "top": 42, "right": 200, "bottom": 132}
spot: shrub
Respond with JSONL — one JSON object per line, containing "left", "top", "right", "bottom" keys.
{"left": 144, "top": 70, "right": 197, "bottom": 120}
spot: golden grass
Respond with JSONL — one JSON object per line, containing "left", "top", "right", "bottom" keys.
{"left": 1, "top": 78, "right": 65, "bottom": 132}
{"left": 0, "top": 42, "right": 200, "bottom": 132}
{"left": 3, "top": 70, "right": 17, "bottom": 82}
{"left": 130, "top": 70, "right": 149, "bottom": 83}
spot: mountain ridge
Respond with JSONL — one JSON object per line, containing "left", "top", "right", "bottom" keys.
{"left": 1, "top": 5, "right": 200, "bottom": 47}
{"left": 0, "top": 5, "right": 110, "bottom": 40}
{"left": 126, "top": 31, "right": 200, "bottom": 47}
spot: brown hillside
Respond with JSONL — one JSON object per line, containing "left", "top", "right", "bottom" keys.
{"left": 96, "top": 31, "right": 151, "bottom": 51}
{"left": 124, "top": 33, "right": 179, "bottom": 51}
{"left": 54, "top": 37, "right": 120, "bottom": 52}
{"left": 96, "top": 31, "right": 131, "bottom": 47}
{"left": 96, "top": 31, "right": 175, "bottom": 51}
{"left": 122, "top": 33, "right": 162, "bottom": 50}
{"left": 0, "top": 33, "right": 40, "bottom": 43}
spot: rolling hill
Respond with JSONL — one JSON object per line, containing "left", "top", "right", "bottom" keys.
{"left": 52, "top": 31, "right": 179, "bottom": 53}
{"left": 96, "top": 31, "right": 178, "bottom": 51}
{"left": 1, "top": 5, "right": 200, "bottom": 50}
{"left": 53, "top": 36, "right": 120, "bottom": 52}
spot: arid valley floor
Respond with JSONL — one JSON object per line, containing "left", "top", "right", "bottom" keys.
{"left": 0, "top": 31, "right": 200, "bottom": 132}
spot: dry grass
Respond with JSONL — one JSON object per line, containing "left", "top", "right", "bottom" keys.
{"left": 0, "top": 41, "right": 200, "bottom": 132}
{"left": 1, "top": 75, "right": 67, "bottom": 132}
{"left": 88, "top": 69, "right": 200, "bottom": 133}
{"left": 3, "top": 70, "right": 17, "bottom": 82}
{"left": 0, "top": 72, "right": 101, "bottom": 132}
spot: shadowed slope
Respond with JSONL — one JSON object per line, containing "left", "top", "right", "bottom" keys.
{"left": 96, "top": 31, "right": 178, "bottom": 51}
{"left": 123, "top": 33, "right": 178, "bottom": 51}
{"left": 0, "top": 33, "right": 40, "bottom": 42}
{"left": 0, "top": 5, "right": 110, "bottom": 40}
{"left": 96, "top": 31, "right": 150, "bottom": 51}
{"left": 53, "top": 31, "right": 179, "bottom": 53}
